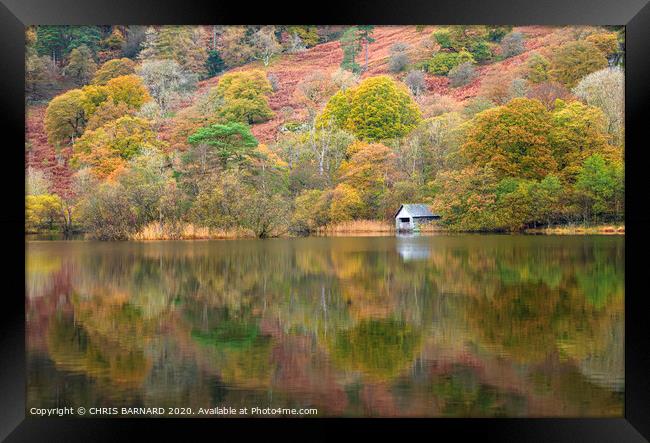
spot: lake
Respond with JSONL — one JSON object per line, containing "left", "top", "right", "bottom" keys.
{"left": 26, "top": 235, "right": 624, "bottom": 417}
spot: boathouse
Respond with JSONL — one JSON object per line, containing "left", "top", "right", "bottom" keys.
{"left": 394, "top": 204, "right": 441, "bottom": 232}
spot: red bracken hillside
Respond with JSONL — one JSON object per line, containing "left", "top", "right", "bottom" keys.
{"left": 26, "top": 106, "right": 74, "bottom": 197}
{"left": 26, "top": 25, "right": 561, "bottom": 193}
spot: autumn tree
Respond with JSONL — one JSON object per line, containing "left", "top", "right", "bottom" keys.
{"left": 319, "top": 76, "right": 421, "bottom": 141}
{"left": 550, "top": 40, "right": 608, "bottom": 88}
{"left": 294, "top": 70, "right": 338, "bottom": 124}
{"left": 572, "top": 67, "right": 624, "bottom": 146}
{"left": 549, "top": 99, "right": 614, "bottom": 182}
{"left": 251, "top": 26, "right": 282, "bottom": 67}
{"left": 499, "top": 32, "right": 524, "bottom": 58}
{"left": 214, "top": 70, "right": 274, "bottom": 124}
{"left": 77, "top": 182, "right": 136, "bottom": 240}
{"left": 26, "top": 54, "right": 59, "bottom": 98}
{"left": 139, "top": 26, "right": 208, "bottom": 76}
{"left": 388, "top": 42, "right": 410, "bottom": 73}
{"left": 72, "top": 116, "right": 159, "bottom": 179}
{"left": 525, "top": 52, "right": 551, "bottom": 84}
{"left": 291, "top": 189, "right": 330, "bottom": 232}
{"left": 137, "top": 59, "right": 197, "bottom": 112}
{"left": 26, "top": 194, "right": 64, "bottom": 231}
{"left": 217, "top": 26, "right": 255, "bottom": 68}
{"left": 45, "top": 89, "right": 88, "bottom": 147}
{"left": 118, "top": 148, "right": 179, "bottom": 228}
{"left": 337, "top": 141, "right": 397, "bottom": 218}
{"left": 92, "top": 58, "right": 136, "bottom": 85}
{"left": 328, "top": 183, "right": 363, "bottom": 221}
{"left": 404, "top": 70, "right": 426, "bottom": 96}
{"left": 461, "top": 98, "right": 556, "bottom": 180}
{"left": 525, "top": 81, "right": 572, "bottom": 109}
{"left": 103, "top": 74, "right": 151, "bottom": 109}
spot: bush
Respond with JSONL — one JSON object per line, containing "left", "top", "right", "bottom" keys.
{"left": 404, "top": 70, "right": 426, "bottom": 96}
{"left": 586, "top": 32, "right": 619, "bottom": 57}
{"left": 432, "top": 29, "right": 453, "bottom": 49}
{"left": 448, "top": 62, "right": 476, "bottom": 87}
{"left": 267, "top": 73, "right": 280, "bottom": 92}
{"left": 486, "top": 26, "right": 512, "bottom": 42}
{"left": 388, "top": 42, "right": 410, "bottom": 73}
{"left": 463, "top": 96, "right": 495, "bottom": 118}
{"left": 525, "top": 53, "right": 551, "bottom": 84}
{"left": 427, "top": 50, "right": 474, "bottom": 75}
{"left": 500, "top": 32, "right": 525, "bottom": 58}
{"left": 78, "top": 182, "right": 137, "bottom": 240}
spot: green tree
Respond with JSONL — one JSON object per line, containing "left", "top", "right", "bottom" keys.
{"left": 357, "top": 26, "right": 376, "bottom": 72}
{"left": 64, "top": 45, "right": 97, "bottom": 85}
{"left": 187, "top": 122, "right": 259, "bottom": 170}
{"left": 340, "top": 27, "right": 362, "bottom": 73}
{"left": 575, "top": 154, "right": 624, "bottom": 222}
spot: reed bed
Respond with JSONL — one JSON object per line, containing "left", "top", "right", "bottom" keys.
{"left": 524, "top": 224, "right": 625, "bottom": 235}
{"left": 316, "top": 220, "right": 394, "bottom": 235}
{"left": 130, "top": 223, "right": 256, "bottom": 240}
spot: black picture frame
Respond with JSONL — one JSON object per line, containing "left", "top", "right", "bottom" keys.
{"left": 3, "top": 0, "right": 649, "bottom": 441}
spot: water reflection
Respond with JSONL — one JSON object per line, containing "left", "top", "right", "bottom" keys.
{"left": 26, "top": 236, "right": 624, "bottom": 417}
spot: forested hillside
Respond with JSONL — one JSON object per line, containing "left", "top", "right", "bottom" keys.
{"left": 25, "top": 25, "right": 625, "bottom": 239}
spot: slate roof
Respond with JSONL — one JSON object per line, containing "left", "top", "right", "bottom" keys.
{"left": 394, "top": 204, "right": 440, "bottom": 219}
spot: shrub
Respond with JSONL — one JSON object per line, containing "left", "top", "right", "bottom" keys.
{"left": 525, "top": 53, "right": 551, "bottom": 84}
{"left": 78, "top": 182, "right": 136, "bottom": 240}
{"left": 388, "top": 42, "right": 410, "bottom": 73}
{"left": 500, "top": 32, "right": 525, "bottom": 58}
{"left": 586, "top": 32, "right": 619, "bottom": 57}
{"left": 404, "top": 70, "right": 427, "bottom": 96}
{"left": 432, "top": 29, "right": 453, "bottom": 49}
{"left": 448, "top": 61, "right": 476, "bottom": 87}
{"left": 427, "top": 50, "right": 474, "bottom": 75}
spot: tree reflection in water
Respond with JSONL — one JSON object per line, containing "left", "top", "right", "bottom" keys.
{"left": 27, "top": 235, "right": 624, "bottom": 417}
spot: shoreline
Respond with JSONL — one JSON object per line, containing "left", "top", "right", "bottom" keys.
{"left": 27, "top": 223, "right": 625, "bottom": 241}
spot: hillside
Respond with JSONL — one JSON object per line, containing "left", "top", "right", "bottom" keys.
{"left": 25, "top": 25, "right": 624, "bottom": 238}
{"left": 26, "top": 25, "right": 559, "bottom": 187}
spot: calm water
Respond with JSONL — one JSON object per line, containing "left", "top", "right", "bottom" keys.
{"left": 26, "top": 235, "right": 624, "bottom": 417}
